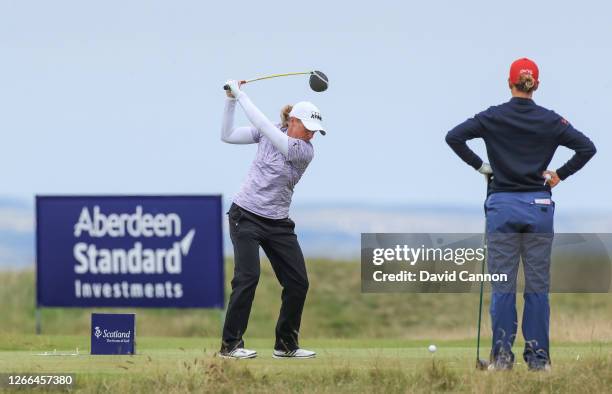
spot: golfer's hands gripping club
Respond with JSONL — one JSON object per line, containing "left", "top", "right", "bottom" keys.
{"left": 542, "top": 170, "right": 560, "bottom": 188}
{"left": 224, "top": 80, "right": 245, "bottom": 98}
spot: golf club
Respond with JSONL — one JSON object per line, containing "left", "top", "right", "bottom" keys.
{"left": 476, "top": 173, "right": 492, "bottom": 370}
{"left": 223, "top": 70, "right": 328, "bottom": 92}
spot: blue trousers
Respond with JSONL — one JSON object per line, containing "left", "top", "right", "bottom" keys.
{"left": 485, "top": 191, "right": 554, "bottom": 367}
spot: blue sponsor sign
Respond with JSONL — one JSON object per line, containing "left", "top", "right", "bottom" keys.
{"left": 91, "top": 313, "right": 135, "bottom": 355}
{"left": 36, "top": 196, "right": 224, "bottom": 308}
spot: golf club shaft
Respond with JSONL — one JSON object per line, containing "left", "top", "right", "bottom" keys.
{"left": 476, "top": 174, "right": 491, "bottom": 365}
{"left": 476, "top": 243, "right": 485, "bottom": 362}
{"left": 223, "top": 71, "right": 313, "bottom": 90}
{"left": 245, "top": 71, "right": 312, "bottom": 83}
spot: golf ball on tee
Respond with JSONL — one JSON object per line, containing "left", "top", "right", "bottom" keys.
{"left": 428, "top": 345, "right": 437, "bottom": 353}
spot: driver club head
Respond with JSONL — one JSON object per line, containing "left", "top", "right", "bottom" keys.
{"left": 309, "top": 70, "right": 329, "bottom": 92}
{"left": 476, "top": 359, "right": 489, "bottom": 370}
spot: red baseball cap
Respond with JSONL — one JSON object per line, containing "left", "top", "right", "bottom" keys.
{"left": 509, "top": 58, "right": 539, "bottom": 84}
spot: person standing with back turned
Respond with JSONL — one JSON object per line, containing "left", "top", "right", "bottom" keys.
{"left": 446, "top": 58, "right": 596, "bottom": 371}
{"left": 218, "top": 80, "right": 326, "bottom": 359}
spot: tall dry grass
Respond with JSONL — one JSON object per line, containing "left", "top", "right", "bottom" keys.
{"left": 1, "top": 261, "right": 611, "bottom": 343}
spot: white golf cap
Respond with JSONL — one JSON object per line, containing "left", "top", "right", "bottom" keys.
{"left": 289, "top": 101, "right": 326, "bottom": 135}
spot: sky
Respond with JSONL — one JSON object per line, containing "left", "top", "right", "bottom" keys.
{"left": 1, "top": 0, "right": 610, "bottom": 212}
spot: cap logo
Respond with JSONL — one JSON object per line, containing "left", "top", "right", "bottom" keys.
{"left": 311, "top": 111, "right": 322, "bottom": 121}
{"left": 519, "top": 69, "right": 533, "bottom": 75}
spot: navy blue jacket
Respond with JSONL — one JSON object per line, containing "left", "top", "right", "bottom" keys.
{"left": 446, "top": 97, "right": 596, "bottom": 193}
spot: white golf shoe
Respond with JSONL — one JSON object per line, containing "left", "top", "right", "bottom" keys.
{"left": 272, "top": 348, "right": 316, "bottom": 359}
{"left": 218, "top": 348, "right": 257, "bottom": 359}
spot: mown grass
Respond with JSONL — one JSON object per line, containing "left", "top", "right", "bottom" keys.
{"left": 0, "top": 336, "right": 610, "bottom": 393}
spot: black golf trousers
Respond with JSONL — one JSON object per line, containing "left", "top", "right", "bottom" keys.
{"left": 221, "top": 203, "right": 309, "bottom": 352}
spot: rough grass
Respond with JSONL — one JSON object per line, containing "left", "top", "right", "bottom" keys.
{"left": 1, "top": 260, "right": 611, "bottom": 393}
{"left": 1, "top": 260, "right": 611, "bottom": 342}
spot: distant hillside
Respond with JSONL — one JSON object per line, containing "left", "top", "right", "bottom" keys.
{"left": 2, "top": 197, "right": 612, "bottom": 267}
{"left": 0, "top": 197, "right": 33, "bottom": 268}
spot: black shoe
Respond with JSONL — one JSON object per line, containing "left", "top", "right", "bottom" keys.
{"left": 487, "top": 360, "right": 513, "bottom": 371}
{"left": 488, "top": 350, "right": 514, "bottom": 371}
{"left": 528, "top": 362, "right": 551, "bottom": 372}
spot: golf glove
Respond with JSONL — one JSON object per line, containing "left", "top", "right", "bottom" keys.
{"left": 478, "top": 163, "right": 493, "bottom": 175}
{"left": 226, "top": 80, "right": 242, "bottom": 99}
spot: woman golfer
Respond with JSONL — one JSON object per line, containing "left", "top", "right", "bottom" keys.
{"left": 446, "top": 58, "right": 596, "bottom": 371}
{"left": 218, "top": 80, "right": 325, "bottom": 359}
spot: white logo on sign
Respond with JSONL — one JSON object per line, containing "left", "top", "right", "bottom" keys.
{"left": 72, "top": 205, "right": 190, "bottom": 300}
{"left": 94, "top": 327, "right": 132, "bottom": 342}
{"left": 72, "top": 206, "right": 196, "bottom": 275}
